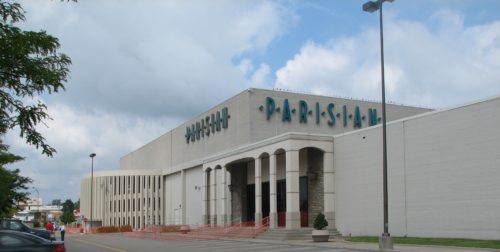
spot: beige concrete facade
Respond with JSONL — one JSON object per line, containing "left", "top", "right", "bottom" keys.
{"left": 81, "top": 88, "right": 500, "bottom": 239}
{"left": 80, "top": 170, "right": 163, "bottom": 229}
{"left": 81, "top": 88, "right": 428, "bottom": 230}
{"left": 334, "top": 96, "right": 500, "bottom": 240}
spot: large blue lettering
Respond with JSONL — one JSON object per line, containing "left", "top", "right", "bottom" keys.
{"left": 299, "top": 100, "right": 308, "bottom": 123}
{"left": 327, "top": 103, "right": 335, "bottom": 126}
{"left": 282, "top": 99, "right": 291, "bottom": 122}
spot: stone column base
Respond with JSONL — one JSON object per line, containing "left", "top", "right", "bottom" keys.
{"left": 325, "top": 211, "right": 335, "bottom": 229}
{"left": 202, "top": 215, "right": 208, "bottom": 225}
{"left": 218, "top": 214, "right": 227, "bottom": 226}
{"left": 286, "top": 211, "right": 300, "bottom": 230}
{"left": 254, "top": 213, "right": 262, "bottom": 227}
{"left": 226, "top": 214, "right": 232, "bottom": 225}
{"left": 269, "top": 213, "right": 277, "bottom": 229}
{"left": 210, "top": 215, "right": 217, "bottom": 227}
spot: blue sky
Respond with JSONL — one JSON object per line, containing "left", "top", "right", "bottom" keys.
{"left": 241, "top": 0, "right": 500, "bottom": 87}
{"left": 5, "top": 0, "right": 500, "bottom": 204}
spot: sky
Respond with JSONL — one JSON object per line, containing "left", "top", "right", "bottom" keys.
{"left": 4, "top": 0, "right": 500, "bottom": 205}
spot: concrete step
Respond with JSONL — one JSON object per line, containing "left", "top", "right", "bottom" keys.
{"left": 256, "top": 228, "right": 341, "bottom": 241}
{"left": 188, "top": 226, "right": 267, "bottom": 239}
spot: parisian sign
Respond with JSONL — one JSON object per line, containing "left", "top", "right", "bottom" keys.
{"left": 185, "top": 107, "right": 229, "bottom": 143}
{"left": 260, "top": 96, "right": 380, "bottom": 128}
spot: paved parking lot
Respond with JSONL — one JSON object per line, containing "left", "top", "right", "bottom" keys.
{"left": 65, "top": 234, "right": 358, "bottom": 252}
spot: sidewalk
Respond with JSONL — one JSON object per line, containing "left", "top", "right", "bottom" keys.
{"left": 244, "top": 238, "right": 500, "bottom": 252}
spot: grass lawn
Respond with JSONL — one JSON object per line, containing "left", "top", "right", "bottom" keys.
{"left": 346, "top": 236, "right": 500, "bottom": 249}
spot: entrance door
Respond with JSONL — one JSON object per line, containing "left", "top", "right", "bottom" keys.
{"left": 277, "top": 180, "right": 286, "bottom": 227}
{"left": 299, "top": 176, "right": 308, "bottom": 227}
{"left": 246, "top": 184, "right": 255, "bottom": 222}
{"left": 262, "top": 182, "right": 270, "bottom": 218}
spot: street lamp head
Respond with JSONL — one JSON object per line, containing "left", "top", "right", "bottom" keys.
{"left": 363, "top": 0, "right": 395, "bottom": 13}
{"left": 89, "top": 153, "right": 96, "bottom": 158}
{"left": 363, "top": 1, "right": 379, "bottom": 13}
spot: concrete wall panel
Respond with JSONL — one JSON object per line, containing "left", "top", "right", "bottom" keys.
{"left": 334, "top": 97, "right": 500, "bottom": 239}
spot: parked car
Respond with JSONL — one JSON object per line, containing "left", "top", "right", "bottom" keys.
{"left": 0, "top": 230, "right": 65, "bottom": 252}
{"left": 0, "top": 219, "right": 55, "bottom": 241}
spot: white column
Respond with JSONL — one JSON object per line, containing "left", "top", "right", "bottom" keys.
{"left": 148, "top": 176, "right": 152, "bottom": 227}
{"left": 160, "top": 175, "right": 164, "bottom": 225}
{"left": 286, "top": 149, "right": 300, "bottom": 229}
{"left": 181, "top": 171, "right": 186, "bottom": 225}
{"left": 269, "top": 154, "right": 277, "bottom": 229}
{"left": 219, "top": 166, "right": 227, "bottom": 226}
{"left": 323, "top": 151, "right": 335, "bottom": 228}
{"left": 110, "top": 177, "right": 114, "bottom": 226}
{"left": 156, "top": 176, "right": 159, "bottom": 225}
{"left": 139, "top": 176, "right": 144, "bottom": 229}
{"left": 134, "top": 175, "right": 138, "bottom": 229}
{"left": 154, "top": 176, "right": 159, "bottom": 225}
{"left": 255, "top": 157, "right": 262, "bottom": 226}
{"left": 227, "top": 169, "right": 232, "bottom": 224}
{"left": 120, "top": 176, "right": 124, "bottom": 226}
{"left": 126, "top": 176, "right": 129, "bottom": 226}
{"left": 210, "top": 168, "right": 217, "bottom": 226}
{"left": 202, "top": 170, "right": 208, "bottom": 225}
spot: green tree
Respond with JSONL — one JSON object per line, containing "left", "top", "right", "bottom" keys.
{"left": 0, "top": 1, "right": 71, "bottom": 157}
{"left": 0, "top": 140, "right": 32, "bottom": 218}
{"left": 74, "top": 198, "right": 80, "bottom": 210}
{"left": 60, "top": 199, "right": 75, "bottom": 224}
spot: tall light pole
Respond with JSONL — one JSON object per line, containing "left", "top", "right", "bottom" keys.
{"left": 32, "top": 187, "right": 39, "bottom": 222}
{"left": 89, "top": 153, "right": 96, "bottom": 233}
{"left": 363, "top": 0, "right": 394, "bottom": 250}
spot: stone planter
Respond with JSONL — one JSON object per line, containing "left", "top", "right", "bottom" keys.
{"left": 312, "top": 229, "right": 330, "bottom": 242}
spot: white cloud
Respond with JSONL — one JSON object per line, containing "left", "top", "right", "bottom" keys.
{"left": 5, "top": 1, "right": 293, "bottom": 201}
{"left": 237, "top": 58, "right": 254, "bottom": 76}
{"left": 251, "top": 63, "right": 271, "bottom": 87}
{"left": 274, "top": 9, "right": 500, "bottom": 108}
{"left": 18, "top": 0, "right": 291, "bottom": 118}
{"left": 5, "top": 102, "right": 177, "bottom": 202}
{"left": 276, "top": 42, "right": 351, "bottom": 95}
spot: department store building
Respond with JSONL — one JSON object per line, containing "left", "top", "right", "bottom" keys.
{"left": 81, "top": 88, "right": 500, "bottom": 240}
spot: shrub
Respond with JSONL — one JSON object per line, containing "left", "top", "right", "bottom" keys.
{"left": 159, "top": 225, "right": 182, "bottom": 233}
{"left": 96, "top": 225, "right": 133, "bottom": 233}
{"left": 119, "top": 225, "right": 132, "bottom": 232}
{"left": 96, "top": 226, "right": 118, "bottom": 233}
{"left": 313, "top": 213, "right": 328, "bottom": 230}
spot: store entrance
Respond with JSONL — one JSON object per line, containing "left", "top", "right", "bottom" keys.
{"left": 246, "top": 178, "right": 308, "bottom": 227}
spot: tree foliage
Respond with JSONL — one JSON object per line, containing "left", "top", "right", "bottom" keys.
{"left": 60, "top": 199, "right": 75, "bottom": 224}
{"left": 0, "top": 0, "right": 71, "bottom": 157}
{"left": 0, "top": 139, "right": 32, "bottom": 218}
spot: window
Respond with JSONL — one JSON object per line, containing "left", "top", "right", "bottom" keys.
{"left": 0, "top": 233, "right": 38, "bottom": 246}
{"left": 132, "top": 177, "right": 135, "bottom": 194}
{"left": 10, "top": 221, "right": 23, "bottom": 231}
{"left": 0, "top": 220, "right": 8, "bottom": 229}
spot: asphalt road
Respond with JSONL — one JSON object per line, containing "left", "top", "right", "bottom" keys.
{"left": 64, "top": 234, "right": 362, "bottom": 252}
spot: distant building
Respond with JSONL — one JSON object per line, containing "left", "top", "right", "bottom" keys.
{"left": 81, "top": 88, "right": 500, "bottom": 240}
{"left": 14, "top": 198, "right": 62, "bottom": 222}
